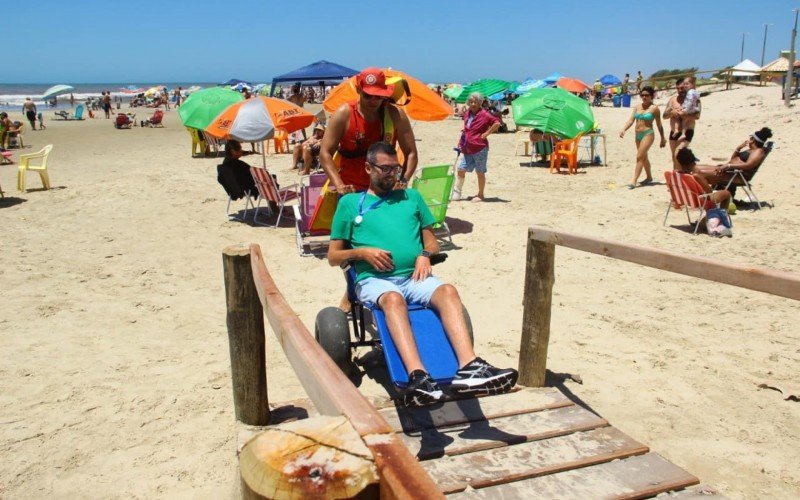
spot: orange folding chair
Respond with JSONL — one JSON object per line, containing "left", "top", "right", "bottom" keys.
{"left": 550, "top": 133, "right": 583, "bottom": 174}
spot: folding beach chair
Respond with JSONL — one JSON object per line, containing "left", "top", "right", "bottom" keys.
{"left": 530, "top": 138, "right": 554, "bottom": 165}
{"left": 142, "top": 109, "right": 164, "bottom": 127}
{"left": 663, "top": 171, "right": 719, "bottom": 234}
{"left": 722, "top": 141, "right": 773, "bottom": 210}
{"left": 411, "top": 164, "right": 455, "bottom": 244}
{"left": 293, "top": 173, "right": 330, "bottom": 256}
{"left": 249, "top": 166, "right": 298, "bottom": 227}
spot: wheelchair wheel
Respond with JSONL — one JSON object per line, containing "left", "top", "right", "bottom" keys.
{"left": 463, "top": 306, "right": 475, "bottom": 347}
{"left": 315, "top": 307, "right": 353, "bottom": 372}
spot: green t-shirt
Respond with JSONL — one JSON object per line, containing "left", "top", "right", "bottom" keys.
{"left": 331, "top": 189, "right": 436, "bottom": 282}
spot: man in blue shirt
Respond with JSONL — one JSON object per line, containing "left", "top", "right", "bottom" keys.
{"left": 328, "top": 142, "right": 518, "bottom": 407}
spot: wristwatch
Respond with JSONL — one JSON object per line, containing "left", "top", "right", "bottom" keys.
{"left": 420, "top": 250, "right": 432, "bottom": 258}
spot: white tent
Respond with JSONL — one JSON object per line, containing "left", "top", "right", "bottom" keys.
{"left": 731, "top": 59, "right": 761, "bottom": 77}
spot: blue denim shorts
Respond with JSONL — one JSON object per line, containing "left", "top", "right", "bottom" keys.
{"left": 458, "top": 147, "right": 489, "bottom": 173}
{"left": 356, "top": 275, "right": 444, "bottom": 307}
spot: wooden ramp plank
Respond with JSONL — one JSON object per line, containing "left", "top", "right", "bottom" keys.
{"left": 657, "top": 485, "right": 726, "bottom": 498}
{"left": 447, "top": 452, "right": 699, "bottom": 499}
{"left": 398, "top": 405, "right": 608, "bottom": 460}
{"left": 424, "top": 427, "right": 649, "bottom": 494}
{"left": 380, "top": 387, "right": 573, "bottom": 434}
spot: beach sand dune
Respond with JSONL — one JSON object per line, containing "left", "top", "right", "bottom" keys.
{"left": 1, "top": 86, "right": 798, "bottom": 497}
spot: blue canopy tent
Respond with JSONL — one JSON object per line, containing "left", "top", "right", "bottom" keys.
{"left": 269, "top": 60, "right": 359, "bottom": 96}
{"left": 599, "top": 74, "right": 622, "bottom": 86}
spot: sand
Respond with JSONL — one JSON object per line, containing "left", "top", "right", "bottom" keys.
{"left": 1, "top": 86, "right": 798, "bottom": 498}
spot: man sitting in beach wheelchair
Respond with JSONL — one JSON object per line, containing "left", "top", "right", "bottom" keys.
{"left": 325, "top": 141, "right": 518, "bottom": 407}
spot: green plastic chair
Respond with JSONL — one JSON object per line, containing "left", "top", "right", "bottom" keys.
{"left": 411, "top": 164, "right": 454, "bottom": 244}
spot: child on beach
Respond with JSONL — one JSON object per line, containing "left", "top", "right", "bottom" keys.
{"left": 674, "top": 76, "right": 700, "bottom": 144}
{"left": 37, "top": 112, "right": 46, "bottom": 130}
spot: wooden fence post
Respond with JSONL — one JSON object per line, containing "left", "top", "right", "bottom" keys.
{"left": 518, "top": 231, "right": 555, "bottom": 387}
{"left": 223, "top": 244, "right": 270, "bottom": 425}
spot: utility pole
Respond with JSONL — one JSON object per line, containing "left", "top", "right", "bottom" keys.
{"left": 785, "top": 9, "right": 799, "bottom": 107}
{"left": 762, "top": 23, "right": 774, "bottom": 66}
{"left": 741, "top": 32, "right": 748, "bottom": 61}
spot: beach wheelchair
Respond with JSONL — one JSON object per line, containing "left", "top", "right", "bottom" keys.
{"left": 314, "top": 253, "right": 473, "bottom": 389}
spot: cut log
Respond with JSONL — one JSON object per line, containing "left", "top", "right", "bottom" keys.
{"left": 240, "top": 415, "right": 378, "bottom": 499}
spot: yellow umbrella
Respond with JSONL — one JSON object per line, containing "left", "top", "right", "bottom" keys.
{"left": 144, "top": 86, "right": 163, "bottom": 97}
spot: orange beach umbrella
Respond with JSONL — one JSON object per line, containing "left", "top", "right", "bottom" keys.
{"left": 555, "top": 77, "right": 590, "bottom": 93}
{"left": 205, "top": 96, "right": 315, "bottom": 142}
{"left": 323, "top": 68, "right": 453, "bottom": 121}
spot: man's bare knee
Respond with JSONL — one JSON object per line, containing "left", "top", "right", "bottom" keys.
{"left": 433, "top": 284, "right": 461, "bottom": 304}
{"left": 379, "top": 291, "right": 407, "bottom": 311}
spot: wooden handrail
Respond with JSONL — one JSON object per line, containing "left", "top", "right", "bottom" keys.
{"left": 248, "top": 244, "right": 444, "bottom": 500}
{"left": 528, "top": 227, "right": 800, "bottom": 301}
{"left": 518, "top": 227, "right": 799, "bottom": 387}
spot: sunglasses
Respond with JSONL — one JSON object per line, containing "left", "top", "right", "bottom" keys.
{"left": 368, "top": 162, "right": 402, "bottom": 174}
{"left": 640, "top": 93, "right": 652, "bottom": 97}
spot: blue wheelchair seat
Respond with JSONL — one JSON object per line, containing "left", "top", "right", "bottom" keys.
{"left": 345, "top": 264, "right": 460, "bottom": 388}
{"left": 368, "top": 303, "right": 459, "bottom": 388}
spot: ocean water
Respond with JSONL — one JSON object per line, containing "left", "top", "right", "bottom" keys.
{"left": 0, "top": 83, "right": 215, "bottom": 111}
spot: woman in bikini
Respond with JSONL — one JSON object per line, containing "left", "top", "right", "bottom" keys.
{"left": 619, "top": 86, "right": 666, "bottom": 189}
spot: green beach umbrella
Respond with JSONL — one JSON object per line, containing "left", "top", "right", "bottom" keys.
{"left": 443, "top": 85, "right": 462, "bottom": 99}
{"left": 178, "top": 87, "right": 244, "bottom": 129}
{"left": 455, "top": 79, "right": 512, "bottom": 103}
{"left": 512, "top": 87, "right": 595, "bottom": 139}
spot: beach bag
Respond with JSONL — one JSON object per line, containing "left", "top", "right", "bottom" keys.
{"left": 706, "top": 208, "right": 732, "bottom": 237}
{"left": 309, "top": 179, "right": 339, "bottom": 231}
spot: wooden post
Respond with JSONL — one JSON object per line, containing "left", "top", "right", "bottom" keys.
{"left": 224, "top": 244, "right": 270, "bottom": 425}
{"left": 518, "top": 231, "right": 555, "bottom": 387}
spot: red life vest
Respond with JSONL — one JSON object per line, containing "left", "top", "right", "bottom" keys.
{"left": 336, "top": 101, "right": 396, "bottom": 190}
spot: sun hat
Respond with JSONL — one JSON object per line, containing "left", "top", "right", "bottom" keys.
{"left": 356, "top": 67, "right": 395, "bottom": 97}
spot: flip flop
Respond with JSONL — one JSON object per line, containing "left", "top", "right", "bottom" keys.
{"left": 639, "top": 179, "right": 654, "bottom": 186}
{"left": 627, "top": 184, "right": 636, "bottom": 190}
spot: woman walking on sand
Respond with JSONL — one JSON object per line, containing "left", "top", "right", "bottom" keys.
{"left": 453, "top": 92, "right": 501, "bottom": 202}
{"left": 619, "top": 86, "right": 665, "bottom": 189}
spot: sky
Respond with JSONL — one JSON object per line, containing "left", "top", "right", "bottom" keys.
{"left": 6, "top": 0, "right": 800, "bottom": 85}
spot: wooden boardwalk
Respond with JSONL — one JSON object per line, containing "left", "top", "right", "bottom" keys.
{"left": 242, "top": 386, "right": 723, "bottom": 499}
{"left": 226, "top": 243, "right": 747, "bottom": 498}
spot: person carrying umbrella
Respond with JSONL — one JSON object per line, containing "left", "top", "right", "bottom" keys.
{"left": 453, "top": 92, "right": 500, "bottom": 202}
{"left": 319, "top": 67, "right": 417, "bottom": 194}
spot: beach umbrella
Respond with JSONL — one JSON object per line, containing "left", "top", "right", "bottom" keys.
{"left": 121, "top": 85, "right": 145, "bottom": 94}
{"left": 542, "top": 72, "right": 563, "bottom": 85}
{"left": 323, "top": 68, "right": 453, "bottom": 121}
{"left": 599, "top": 74, "right": 621, "bottom": 86}
{"left": 512, "top": 87, "right": 595, "bottom": 139}
{"left": 205, "top": 95, "right": 315, "bottom": 142}
{"left": 144, "top": 86, "right": 164, "bottom": 97}
{"left": 443, "top": 85, "right": 463, "bottom": 99}
{"left": 42, "top": 84, "right": 74, "bottom": 101}
{"left": 556, "top": 77, "right": 590, "bottom": 93}
{"left": 488, "top": 91, "right": 507, "bottom": 101}
{"left": 178, "top": 87, "right": 244, "bottom": 130}
{"left": 515, "top": 79, "right": 546, "bottom": 93}
{"left": 454, "top": 79, "right": 512, "bottom": 103}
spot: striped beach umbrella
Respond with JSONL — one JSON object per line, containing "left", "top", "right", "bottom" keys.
{"left": 42, "top": 84, "right": 74, "bottom": 101}
{"left": 205, "top": 96, "right": 315, "bottom": 142}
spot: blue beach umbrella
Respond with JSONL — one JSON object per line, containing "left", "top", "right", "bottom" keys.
{"left": 599, "top": 74, "right": 622, "bottom": 86}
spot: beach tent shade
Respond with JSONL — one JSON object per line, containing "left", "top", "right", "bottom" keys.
{"left": 599, "top": 74, "right": 621, "bottom": 86}
{"left": 731, "top": 59, "right": 761, "bottom": 76}
{"left": 760, "top": 57, "right": 793, "bottom": 73}
{"left": 556, "top": 77, "right": 590, "bottom": 93}
{"left": 455, "top": 79, "right": 512, "bottom": 103}
{"left": 512, "top": 87, "right": 595, "bottom": 139}
{"left": 42, "top": 85, "right": 74, "bottom": 101}
{"left": 543, "top": 72, "right": 563, "bottom": 85}
{"left": 269, "top": 60, "right": 359, "bottom": 96}
{"left": 221, "top": 78, "right": 251, "bottom": 86}
{"left": 323, "top": 68, "right": 453, "bottom": 121}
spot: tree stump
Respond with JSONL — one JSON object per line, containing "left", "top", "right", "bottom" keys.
{"left": 239, "top": 416, "right": 378, "bottom": 499}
